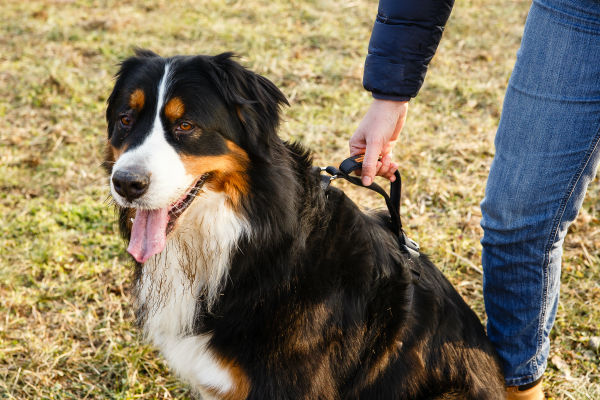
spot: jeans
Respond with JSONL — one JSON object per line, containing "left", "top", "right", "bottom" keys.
{"left": 480, "top": 0, "right": 600, "bottom": 387}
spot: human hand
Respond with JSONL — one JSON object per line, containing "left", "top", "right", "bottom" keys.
{"left": 349, "top": 99, "right": 408, "bottom": 186}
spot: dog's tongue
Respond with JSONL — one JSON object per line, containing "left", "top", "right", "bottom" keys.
{"left": 127, "top": 208, "right": 169, "bottom": 263}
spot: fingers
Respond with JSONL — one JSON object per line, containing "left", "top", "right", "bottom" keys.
{"left": 360, "top": 139, "right": 382, "bottom": 186}
{"left": 389, "top": 162, "right": 398, "bottom": 182}
{"left": 378, "top": 154, "right": 398, "bottom": 182}
{"left": 349, "top": 130, "right": 367, "bottom": 158}
{"left": 350, "top": 161, "right": 398, "bottom": 184}
{"left": 350, "top": 140, "right": 398, "bottom": 184}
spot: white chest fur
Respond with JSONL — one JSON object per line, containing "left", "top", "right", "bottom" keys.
{"left": 133, "top": 191, "right": 249, "bottom": 394}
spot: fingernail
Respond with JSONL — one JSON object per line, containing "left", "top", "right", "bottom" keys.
{"left": 362, "top": 176, "right": 372, "bottom": 186}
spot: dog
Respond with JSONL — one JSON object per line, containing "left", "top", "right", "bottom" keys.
{"left": 104, "top": 50, "right": 505, "bottom": 399}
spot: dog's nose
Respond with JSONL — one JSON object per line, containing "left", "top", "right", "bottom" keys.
{"left": 112, "top": 169, "right": 150, "bottom": 202}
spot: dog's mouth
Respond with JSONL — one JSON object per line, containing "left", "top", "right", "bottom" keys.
{"left": 166, "top": 174, "right": 209, "bottom": 234}
{"left": 127, "top": 174, "right": 209, "bottom": 263}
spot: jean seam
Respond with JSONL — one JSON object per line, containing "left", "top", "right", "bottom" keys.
{"left": 536, "top": 123, "right": 600, "bottom": 376}
{"left": 509, "top": 80, "right": 600, "bottom": 104}
{"left": 533, "top": 0, "right": 600, "bottom": 35}
{"left": 507, "top": 372, "right": 543, "bottom": 387}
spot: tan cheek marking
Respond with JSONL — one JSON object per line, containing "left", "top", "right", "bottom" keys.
{"left": 129, "top": 89, "right": 145, "bottom": 111}
{"left": 103, "top": 142, "right": 128, "bottom": 173}
{"left": 204, "top": 357, "right": 251, "bottom": 400}
{"left": 103, "top": 142, "right": 115, "bottom": 173}
{"left": 110, "top": 143, "right": 128, "bottom": 162}
{"left": 180, "top": 141, "right": 250, "bottom": 208}
{"left": 165, "top": 97, "right": 185, "bottom": 122}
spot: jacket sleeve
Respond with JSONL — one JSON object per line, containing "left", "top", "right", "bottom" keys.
{"left": 363, "top": 0, "right": 455, "bottom": 101}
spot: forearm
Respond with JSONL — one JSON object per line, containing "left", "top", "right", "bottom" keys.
{"left": 363, "top": 0, "right": 455, "bottom": 100}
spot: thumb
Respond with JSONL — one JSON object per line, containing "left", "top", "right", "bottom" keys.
{"left": 361, "top": 141, "right": 382, "bottom": 186}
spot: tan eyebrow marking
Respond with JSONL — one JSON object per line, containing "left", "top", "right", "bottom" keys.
{"left": 129, "top": 89, "right": 145, "bottom": 111}
{"left": 165, "top": 97, "right": 185, "bottom": 122}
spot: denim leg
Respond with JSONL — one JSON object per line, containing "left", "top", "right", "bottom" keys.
{"left": 480, "top": 0, "right": 600, "bottom": 387}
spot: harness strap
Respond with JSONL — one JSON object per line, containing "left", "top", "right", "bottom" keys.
{"left": 320, "top": 155, "right": 420, "bottom": 259}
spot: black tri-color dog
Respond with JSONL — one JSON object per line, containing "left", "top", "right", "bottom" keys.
{"left": 104, "top": 50, "right": 505, "bottom": 399}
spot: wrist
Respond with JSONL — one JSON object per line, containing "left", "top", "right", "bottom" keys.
{"left": 372, "top": 98, "right": 409, "bottom": 107}
{"left": 371, "top": 98, "right": 409, "bottom": 115}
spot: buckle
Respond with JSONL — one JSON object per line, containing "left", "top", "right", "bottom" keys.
{"left": 401, "top": 232, "right": 420, "bottom": 259}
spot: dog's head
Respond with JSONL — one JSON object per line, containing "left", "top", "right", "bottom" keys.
{"left": 105, "top": 50, "right": 288, "bottom": 263}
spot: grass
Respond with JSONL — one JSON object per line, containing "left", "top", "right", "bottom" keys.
{"left": 0, "top": 0, "right": 598, "bottom": 398}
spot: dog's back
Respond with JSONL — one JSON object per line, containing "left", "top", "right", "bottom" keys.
{"left": 105, "top": 51, "right": 504, "bottom": 399}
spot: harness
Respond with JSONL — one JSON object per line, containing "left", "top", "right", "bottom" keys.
{"left": 319, "top": 155, "right": 421, "bottom": 265}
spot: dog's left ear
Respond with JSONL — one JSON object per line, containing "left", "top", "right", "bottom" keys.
{"left": 207, "top": 53, "right": 289, "bottom": 162}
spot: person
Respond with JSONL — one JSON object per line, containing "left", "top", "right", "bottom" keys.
{"left": 351, "top": 0, "right": 600, "bottom": 399}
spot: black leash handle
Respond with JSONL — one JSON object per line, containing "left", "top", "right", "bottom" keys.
{"left": 322, "top": 155, "right": 420, "bottom": 258}
{"left": 337, "top": 155, "right": 402, "bottom": 235}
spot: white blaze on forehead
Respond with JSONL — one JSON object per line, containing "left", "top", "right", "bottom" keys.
{"left": 110, "top": 63, "right": 195, "bottom": 209}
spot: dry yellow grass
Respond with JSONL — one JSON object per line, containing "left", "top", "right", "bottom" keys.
{"left": 0, "top": 0, "right": 598, "bottom": 398}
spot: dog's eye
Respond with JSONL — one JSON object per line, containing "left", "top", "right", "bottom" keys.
{"left": 120, "top": 114, "right": 133, "bottom": 127}
{"left": 178, "top": 122, "right": 193, "bottom": 132}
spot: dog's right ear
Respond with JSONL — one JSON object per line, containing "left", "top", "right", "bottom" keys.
{"left": 106, "top": 49, "right": 160, "bottom": 138}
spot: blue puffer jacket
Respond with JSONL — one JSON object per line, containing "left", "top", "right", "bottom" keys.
{"left": 363, "top": 0, "right": 455, "bottom": 101}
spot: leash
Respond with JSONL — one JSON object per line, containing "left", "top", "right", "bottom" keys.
{"left": 319, "top": 155, "right": 420, "bottom": 260}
